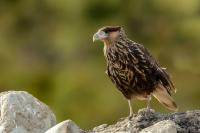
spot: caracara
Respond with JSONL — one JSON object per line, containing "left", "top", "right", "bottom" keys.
{"left": 93, "top": 26, "right": 177, "bottom": 116}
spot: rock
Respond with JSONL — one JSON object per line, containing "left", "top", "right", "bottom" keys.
{"left": 0, "top": 91, "right": 56, "bottom": 133}
{"left": 45, "top": 120, "right": 83, "bottom": 133}
{"left": 92, "top": 124, "right": 108, "bottom": 132}
{"left": 139, "top": 120, "right": 177, "bottom": 133}
{"left": 0, "top": 91, "right": 199, "bottom": 133}
{"left": 89, "top": 109, "right": 200, "bottom": 133}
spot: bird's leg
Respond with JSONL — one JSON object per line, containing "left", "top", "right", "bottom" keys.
{"left": 146, "top": 95, "right": 151, "bottom": 111}
{"left": 144, "top": 95, "right": 152, "bottom": 118}
{"left": 119, "top": 99, "right": 134, "bottom": 121}
{"left": 128, "top": 99, "right": 133, "bottom": 118}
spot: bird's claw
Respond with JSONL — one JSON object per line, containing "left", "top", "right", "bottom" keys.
{"left": 119, "top": 113, "right": 136, "bottom": 121}
{"left": 128, "top": 113, "right": 136, "bottom": 120}
{"left": 128, "top": 114, "right": 133, "bottom": 120}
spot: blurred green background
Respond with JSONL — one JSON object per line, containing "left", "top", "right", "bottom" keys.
{"left": 0, "top": 0, "right": 200, "bottom": 129}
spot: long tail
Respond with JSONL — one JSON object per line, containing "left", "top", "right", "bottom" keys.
{"left": 152, "top": 84, "right": 178, "bottom": 111}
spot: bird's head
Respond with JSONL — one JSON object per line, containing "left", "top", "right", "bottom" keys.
{"left": 93, "top": 26, "right": 126, "bottom": 44}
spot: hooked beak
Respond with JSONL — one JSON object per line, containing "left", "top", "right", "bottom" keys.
{"left": 93, "top": 31, "right": 108, "bottom": 42}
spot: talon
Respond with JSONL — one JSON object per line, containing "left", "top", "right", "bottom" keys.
{"left": 128, "top": 114, "right": 133, "bottom": 119}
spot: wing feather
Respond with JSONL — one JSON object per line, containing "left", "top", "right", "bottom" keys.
{"left": 127, "top": 41, "right": 176, "bottom": 94}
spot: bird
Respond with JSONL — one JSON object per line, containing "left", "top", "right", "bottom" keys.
{"left": 93, "top": 26, "right": 178, "bottom": 117}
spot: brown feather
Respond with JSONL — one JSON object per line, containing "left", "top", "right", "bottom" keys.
{"left": 95, "top": 26, "right": 177, "bottom": 111}
{"left": 153, "top": 84, "right": 178, "bottom": 111}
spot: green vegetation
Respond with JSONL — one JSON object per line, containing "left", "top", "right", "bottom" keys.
{"left": 0, "top": 0, "right": 199, "bottom": 129}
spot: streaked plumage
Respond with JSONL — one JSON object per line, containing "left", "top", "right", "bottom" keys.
{"left": 93, "top": 26, "right": 177, "bottom": 116}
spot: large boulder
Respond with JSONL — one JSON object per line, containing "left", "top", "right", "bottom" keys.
{"left": 0, "top": 91, "right": 56, "bottom": 133}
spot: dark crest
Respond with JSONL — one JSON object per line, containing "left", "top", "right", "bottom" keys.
{"left": 101, "top": 26, "right": 121, "bottom": 33}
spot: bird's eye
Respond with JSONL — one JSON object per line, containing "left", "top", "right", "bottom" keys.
{"left": 102, "top": 30, "right": 108, "bottom": 34}
{"left": 99, "top": 31, "right": 107, "bottom": 35}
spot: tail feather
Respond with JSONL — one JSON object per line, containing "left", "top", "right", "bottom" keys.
{"left": 152, "top": 84, "right": 178, "bottom": 111}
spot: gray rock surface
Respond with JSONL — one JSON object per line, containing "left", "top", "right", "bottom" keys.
{"left": 0, "top": 91, "right": 199, "bottom": 133}
{"left": 89, "top": 108, "right": 200, "bottom": 133}
{"left": 140, "top": 120, "right": 177, "bottom": 133}
{"left": 0, "top": 91, "right": 56, "bottom": 133}
{"left": 45, "top": 120, "right": 84, "bottom": 133}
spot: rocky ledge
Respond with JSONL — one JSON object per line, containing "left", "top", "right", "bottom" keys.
{"left": 0, "top": 91, "right": 199, "bottom": 133}
{"left": 89, "top": 109, "right": 200, "bottom": 133}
